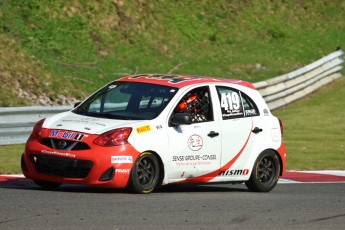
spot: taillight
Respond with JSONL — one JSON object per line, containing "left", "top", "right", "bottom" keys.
{"left": 278, "top": 118, "right": 283, "bottom": 137}
{"left": 30, "top": 119, "right": 45, "bottom": 139}
{"left": 94, "top": 128, "right": 132, "bottom": 147}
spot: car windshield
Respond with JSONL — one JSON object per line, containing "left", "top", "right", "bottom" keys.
{"left": 73, "top": 81, "right": 178, "bottom": 120}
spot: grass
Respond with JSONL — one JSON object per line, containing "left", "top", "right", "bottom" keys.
{"left": 0, "top": 1, "right": 344, "bottom": 105}
{"left": 0, "top": 145, "right": 24, "bottom": 174}
{"left": 273, "top": 77, "right": 345, "bottom": 170}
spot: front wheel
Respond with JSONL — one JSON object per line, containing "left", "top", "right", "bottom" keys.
{"left": 127, "top": 152, "right": 160, "bottom": 194}
{"left": 245, "top": 150, "right": 280, "bottom": 192}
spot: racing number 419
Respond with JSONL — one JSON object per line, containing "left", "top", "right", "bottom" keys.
{"left": 220, "top": 92, "right": 240, "bottom": 111}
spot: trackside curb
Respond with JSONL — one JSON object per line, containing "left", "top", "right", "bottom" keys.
{"left": 280, "top": 170, "right": 345, "bottom": 183}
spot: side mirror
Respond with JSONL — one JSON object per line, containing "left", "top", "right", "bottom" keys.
{"left": 74, "top": 102, "right": 81, "bottom": 108}
{"left": 170, "top": 113, "right": 192, "bottom": 126}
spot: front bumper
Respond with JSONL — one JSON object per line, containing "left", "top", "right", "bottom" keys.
{"left": 22, "top": 130, "right": 139, "bottom": 189}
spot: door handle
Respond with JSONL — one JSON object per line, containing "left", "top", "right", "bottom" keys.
{"left": 208, "top": 131, "right": 219, "bottom": 137}
{"left": 252, "top": 127, "right": 263, "bottom": 134}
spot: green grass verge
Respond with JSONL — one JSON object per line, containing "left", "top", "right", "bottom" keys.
{"left": 1, "top": 77, "right": 344, "bottom": 174}
{"left": 0, "top": 145, "right": 24, "bottom": 174}
{"left": 273, "top": 77, "right": 345, "bottom": 170}
{"left": 0, "top": 1, "right": 344, "bottom": 105}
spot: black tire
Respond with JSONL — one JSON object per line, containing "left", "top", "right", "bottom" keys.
{"left": 33, "top": 180, "right": 62, "bottom": 190}
{"left": 245, "top": 150, "right": 280, "bottom": 192}
{"left": 128, "top": 152, "right": 159, "bottom": 194}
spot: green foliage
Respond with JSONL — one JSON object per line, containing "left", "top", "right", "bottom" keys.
{"left": 0, "top": 145, "right": 22, "bottom": 174}
{"left": 0, "top": 0, "right": 344, "bottom": 104}
{"left": 274, "top": 77, "right": 345, "bottom": 170}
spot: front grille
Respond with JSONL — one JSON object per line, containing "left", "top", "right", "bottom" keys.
{"left": 30, "top": 154, "right": 93, "bottom": 178}
{"left": 40, "top": 138, "right": 91, "bottom": 151}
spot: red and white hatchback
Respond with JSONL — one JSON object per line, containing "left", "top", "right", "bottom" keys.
{"left": 21, "top": 74, "right": 286, "bottom": 193}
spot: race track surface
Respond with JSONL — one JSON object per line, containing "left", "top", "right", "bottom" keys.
{"left": 1, "top": 171, "right": 345, "bottom": 230}
{"left": 2, "top": 170, "right": 345, "bottom": 187}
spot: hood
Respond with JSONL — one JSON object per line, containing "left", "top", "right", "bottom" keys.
{"left": 43, "top": 111, "right": 145, "bottom": 135}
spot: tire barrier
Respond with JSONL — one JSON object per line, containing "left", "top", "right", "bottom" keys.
{"left": 0, "top": 49, "right": 343, "bottom": 145}
{"left": 254, "top": 49, "right": 344, "bottom": 110}
{"left": 0, "top": 106, "right": 72, "bottom": 145}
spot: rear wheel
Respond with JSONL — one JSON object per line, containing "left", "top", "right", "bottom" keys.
{"left": 128, "top": 152, "right": 159, "bottom": 194}
{"left": 245, "top": 150, "right": 280, "bottom": 192}
{"left": 34, "top": 180, "right": 62, "bottom": 190}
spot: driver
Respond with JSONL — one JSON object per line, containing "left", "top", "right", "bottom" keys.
{"left": 175, "top": 89, "right": 209, "bottom": 122}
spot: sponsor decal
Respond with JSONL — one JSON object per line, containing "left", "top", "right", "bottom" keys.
{"left": 219, "top": 169, "right": 249, "bottom": 176}
{"left": 188, "top": 134, "right": 203, "bottom": 151}
{"left": 41, "top": 150, "right": 76, "bottom": 158}
{"left": 61, "top": 118, "right": 106, "bottom": 127}
{"left": 263, "top": 109, "right": 269, "bottom": 116}
{"left": 156, "top": 125, "right": 163, "bottom": 130}
{"left": 111, "top": 156, "right": 133, "bottom": 164}
{"left": 128, "top": 74, "right": 223, "bottom": 84}
{"left": 129, "top": 75, "right": 195, "bottom": 84}
{"left": 49, "top": 130, "right": 85, "bottom": 141}
{"left": 245, "top": 109, "right": 257, "bottom": 116}
{"left": 136, "top": 125, "right": 152, "bottom": 134}
{"left": 172, "top": 154, "right": 217, "bottom": 162}
{"left": 172, "top": 154, "right": 217, "bottom": 166}
{"left": 115, "top": 169, "right": 131, "bottom": 174}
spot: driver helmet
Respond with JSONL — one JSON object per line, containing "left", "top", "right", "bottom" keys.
{"left": 175, "top": 94, "right": 197, "bottom": 113}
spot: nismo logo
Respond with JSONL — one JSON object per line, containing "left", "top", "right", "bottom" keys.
{"left": 219, "top": 169, "right": 249, "bottom": 176}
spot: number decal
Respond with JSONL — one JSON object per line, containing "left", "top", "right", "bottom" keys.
{"left": 232, "top": 92, "right": 240, "bottom": 110}
{"left": 221, "top": 92, "right": 240, "bottom": 110}
{"left": 220, "top": 92, "right": 243, "bottom": 118}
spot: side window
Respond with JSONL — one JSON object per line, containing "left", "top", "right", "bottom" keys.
{"left": 174, "top": 86, "right": 213, "bottom": 123}
{"left": 241, "top": 93, "right": 260, "bottom": 117}
{"left": 216, "top": 86, "right": 259, "bottom": 120}
{"left": 217, "top": 87, "right": 244, "bottom": 119}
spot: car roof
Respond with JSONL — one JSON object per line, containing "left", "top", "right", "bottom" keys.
{"left": 117, "top": 74, "right": 256, "bottom": 90}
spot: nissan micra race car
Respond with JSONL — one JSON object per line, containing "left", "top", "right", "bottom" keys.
{"left": 21, "top": 74, "right": 286, "bottom": 193}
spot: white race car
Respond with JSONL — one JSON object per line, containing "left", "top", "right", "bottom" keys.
{"left": 21, "top": 74, "right": 286, "bottom": 193}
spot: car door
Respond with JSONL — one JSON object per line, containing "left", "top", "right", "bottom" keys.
{"left": 167, "top": 86, "right": 221, "bottom": 182}
{"left": 215, "top": 86, "right": 264, "bottom": 177}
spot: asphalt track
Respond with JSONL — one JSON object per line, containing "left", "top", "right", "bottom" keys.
{"left": 1, "top": 171, "right": 345, "bottom": 230}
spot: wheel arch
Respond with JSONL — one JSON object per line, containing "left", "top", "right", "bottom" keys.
{"left": 246, "top": 148, "right": 281, "bottom": 192}
{"left": 265, "top": 148, "right": 284, "bottom": 177}
{"left": 141, "top": 150, "right": 165, "bottom": 187}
